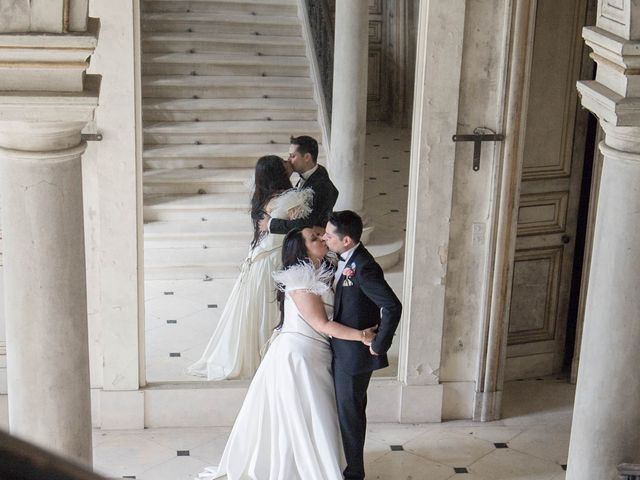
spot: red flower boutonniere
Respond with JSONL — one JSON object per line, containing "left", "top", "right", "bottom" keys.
{"left": 342, "top": 262, "right": 356, "bottom": 287}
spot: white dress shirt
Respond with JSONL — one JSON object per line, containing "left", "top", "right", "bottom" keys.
{"left": 333, "top": 243, "right": 360, "bottom": 290}
{"left": 296, "top": 164, "right": 319, "bottom": 189}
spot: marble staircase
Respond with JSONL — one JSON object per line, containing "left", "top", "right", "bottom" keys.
{"left": 141, "top": 0, "right": 323, "bottom": 280}
{"left": 141, "top": 0, "right": 402, "bottom": 281}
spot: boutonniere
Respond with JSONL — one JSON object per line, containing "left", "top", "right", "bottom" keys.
{"left": 342, "top": 262, "right": 356, "bottom": 287}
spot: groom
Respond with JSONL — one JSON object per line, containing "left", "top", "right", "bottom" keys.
{"left": 323, "top": 210, "right": 402, "bottom": 480}
{"left": 258, "top": 135, "right": 338, "bottom": 234}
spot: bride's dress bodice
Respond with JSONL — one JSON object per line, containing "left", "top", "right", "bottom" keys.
{"left": 281, "top": 289, "right": 334, "bottom": 344}
{"left": 273, "top": 262, "right": 335, "bottom": 345}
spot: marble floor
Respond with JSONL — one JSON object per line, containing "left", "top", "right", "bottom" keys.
{"left": 144, "top": 122, "right": 410, "bottom": 382}
{"left": 90, "top": 376, "right": 574, "bottom": 479}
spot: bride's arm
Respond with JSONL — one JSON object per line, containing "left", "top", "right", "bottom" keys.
{"left": 289, "top": 290, "right": 375, "bottom": 344}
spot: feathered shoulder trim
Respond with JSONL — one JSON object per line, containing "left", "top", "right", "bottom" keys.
{"left": 272, "top": 261, "right": 333, "bottom": 295}
{"left": 270, "top": 188, "right": 314, "bottom": 220}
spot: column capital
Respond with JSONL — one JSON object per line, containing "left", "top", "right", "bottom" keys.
{"left": 596, "top": 1, "right": 640, "bottom": 41}
{"left": 0, "top": 18, "right": 98, "bottom": 92}
{"left": 578, "top": 26, "right": 640, "bottom": 125}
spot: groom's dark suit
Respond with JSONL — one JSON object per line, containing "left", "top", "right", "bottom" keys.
{"left": 331, "top": 244, "right": 402, "bottom": 480}
{"left": 268, "top": 164, "right": 338, "bottom": 234}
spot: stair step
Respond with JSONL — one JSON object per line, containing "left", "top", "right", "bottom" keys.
{"left": 143, "top": 143, "right": 325, "bottom": 169}
{"left": 142, "top": 98, "right": 317, "bottom": 121}
{"left": 144, "top": 192, "right": 251, "bottom": 221}
{"left": 142, "top": 0, "right": 298, "bottom": 16}
{"left": 143, "top": 120, "right": 321, "bottom": 145}
{"left": 144, "top": 168, "right": 253, "bottom": 194}
{"left": 366, "top": 239, "right": 404, "bottom": 270}
{"left": 141, "top": 75, "right": 314, "bottom": 99}
{"left": 142, "top": 32, "right": 305, "bottom": 56}
{"left": 142, "top": 13, "right": 302, "bottom": 36}
{"left": 145, "top": 245, "right": 249, "bottom": 267}
{"left": 145, "top": 220, "right": 253, "bottom": 248}
{"left": 144, "top": 263, "right": 240, "bottom": 280}
{"left": 141, "top": 52, "right": 309, "bottom": 77}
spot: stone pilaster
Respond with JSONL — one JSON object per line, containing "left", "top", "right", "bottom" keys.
{"left": 0, "top": 16, "right": 98, "bottom": 466}
{"left": 568, "top": 10, "right": 640, "bottom": 479}
{"left": 329, "top": 0, "right": 369, "bottom": 215}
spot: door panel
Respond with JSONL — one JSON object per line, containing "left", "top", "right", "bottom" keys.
{"left": 505, "top": 0, "right": 588, "bottom": 380}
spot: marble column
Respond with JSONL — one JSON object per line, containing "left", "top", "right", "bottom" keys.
{"left": 0, "top": 123, "right": 92, "bottom": 464}
{"left": 329, "top": 0, "right": 369, "bottom": 214}
{"left": 0, "top": 17, "right": 99, "bottom": 465}
{"left": 568, "top": 14, "right": 640, "bottom": 479}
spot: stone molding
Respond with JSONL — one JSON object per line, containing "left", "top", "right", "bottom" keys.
{"left": 0, "top": 141, "right": 87, "bottom": 163}
{"left": 0, "top": 0, "right": 89, "bottom": 34}
{"left": 597, "top": 0, "right": 640, "bottom": 41}
{"left": 578, "top": 26, "right": 640, "bottom": 125}
{"left": 0, "top": 17, "right": 98, "bottom": 92}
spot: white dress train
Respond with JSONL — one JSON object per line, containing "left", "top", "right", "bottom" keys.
{"left": 198, "top": 262, "right": 345, "bottom": 480}
{"left": 187, "top": 189, "right": 313, "bottom": 380}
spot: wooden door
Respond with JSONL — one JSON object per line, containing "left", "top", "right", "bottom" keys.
{"left": 367, "top": 0, "right": 389, "bottom": 120}
{"left": 505, "top": 0, "right": 589, "bottom": 380}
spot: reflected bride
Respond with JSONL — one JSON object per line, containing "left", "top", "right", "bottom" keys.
{"left": 187, "top": 155, "right": 312, "bottom": 381}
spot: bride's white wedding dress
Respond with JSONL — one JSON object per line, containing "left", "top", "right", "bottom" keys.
{"left": 187, "top": 189, "right": 313, "bottom": 380}
{"left": 198, "top": 262, "right": 345, "bottom": 480}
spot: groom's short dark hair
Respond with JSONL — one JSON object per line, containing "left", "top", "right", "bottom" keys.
{"left": 328, "top": 210, "right": 363, "bottom": 243}
{"left": 290, "top": 135, "right": 318, "bottom": 163}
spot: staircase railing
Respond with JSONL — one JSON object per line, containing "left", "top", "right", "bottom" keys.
{"left": 299, "top": 0, "right": 334, "bottom": 145}
{"left": 619, "top": 464, "right": 640, "bottom": 480}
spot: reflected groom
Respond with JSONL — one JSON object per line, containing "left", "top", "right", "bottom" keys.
{"left": 258, "top": 135, "right": 338, "bottom": 233}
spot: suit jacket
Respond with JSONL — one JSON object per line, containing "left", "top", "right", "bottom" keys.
{"left": 331, "top": 244, "right": 402, "bottom": 375}
{"left": 269, "top": 164, "right": 338, "bottom": 234}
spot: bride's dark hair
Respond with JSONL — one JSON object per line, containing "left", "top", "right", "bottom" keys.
{"left": 274, "top": 228, "right": 309, "bottom": 330}
{"left": 250, "top": 155, "right": 292, "bottom": 248}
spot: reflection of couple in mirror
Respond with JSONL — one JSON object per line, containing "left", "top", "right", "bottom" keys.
{"left": 187, "top": 135, "right": 338, "bottom": 380}
{"left": 189, "top": 135, "right": 402, "bottom": 479}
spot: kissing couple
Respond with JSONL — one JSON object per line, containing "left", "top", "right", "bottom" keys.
{"left": 199, "top": 210, "right": 402, "bottom": 480}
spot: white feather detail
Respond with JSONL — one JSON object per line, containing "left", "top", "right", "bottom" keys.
{"left": 324, "top": 250, "right": 339, "bottom": 267}
{"left": 272, "top": 261, "right": 334, "bottom": 295}
{"left": 270, "top": 188, "right": 314, "bottom": 220}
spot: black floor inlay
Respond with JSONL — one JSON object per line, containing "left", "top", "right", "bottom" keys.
{"left": 177, "top": 450, "right": 190, "bottom": 456}
{"left": 390, "top": 445, "right": 404, "bottom": 451}
{"left": 166, "top": 320, "right": 177, "bottom": 324}
{"left": 494, "top": 442, "right": 508, "bottom": 448}
{"left": 454, "top": 467, "right": 469, "bottom": 474}
{"left": 122, "top": 476, "right": 136, "bottom": 479}
{"left": 208, "top": 304, "right": 218, "bottom": 308}
{"left": 169, "top": 352, "right": 181, "bottom": 358}
{"left": 164, "top": 291, "right": 174, "bottom": 295}
{"left": 561, "top": 464, "right": 567, "bottom": 471}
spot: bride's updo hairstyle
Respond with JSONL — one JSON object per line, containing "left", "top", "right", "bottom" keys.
{"left": 251, "top": 155, "right": 292, "bottom": 248}
{"left": 273, "top": 227, "right": 308, "bottom": 329}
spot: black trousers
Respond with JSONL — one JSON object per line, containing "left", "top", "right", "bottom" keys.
{"left": 333, "top": 364, "right": 373, "bottom": 480}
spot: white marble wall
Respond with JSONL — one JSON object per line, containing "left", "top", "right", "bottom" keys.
{"left": 414, "top": 0, "right": 511, "bottom": 419}
{"left": 0, "top": 226, "right": 5, "bottom": 394}
{"left": 84, "top": 0, "right": 142, "bottom": 404}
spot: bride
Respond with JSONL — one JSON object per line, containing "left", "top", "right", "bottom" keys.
{"left": 198, "top": 227, "right": 376, "bottom": 480}
{"left": 188, "top": 155, "right": 313, "bottom": 380}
